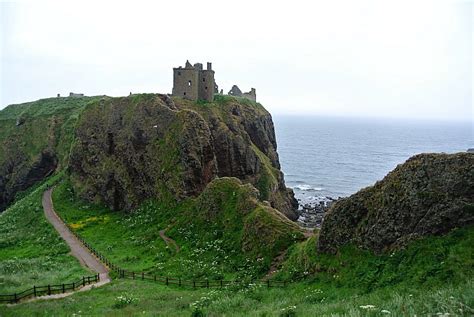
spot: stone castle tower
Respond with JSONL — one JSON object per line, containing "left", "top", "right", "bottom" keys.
{"left": 172, "top": 60, "right": 215, "bottom": 101}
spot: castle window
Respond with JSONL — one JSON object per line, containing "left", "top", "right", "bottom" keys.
{"left": 205, "top": 86, "right": 208, "bottom": 90}
{"left": 178, "top": 71, "right": 181, "bottom": 76}
{"left": 188, "top": 80, "right": 192, "bottom": 87}
{"left": 183, "top": 92, "right": 186, "bottom": 96}
{"left": 203, "top": 78, "right": 205, "bottom": 82}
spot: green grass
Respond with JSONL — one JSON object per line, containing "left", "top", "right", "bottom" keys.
{"left": 0, "top": 96, "right": 102, "bottom": 165}
{"left": 277, "top": 226, "right": 474, "bottom": 293}
{"left": 52, "top": 177, "right": 302, "bottom": 281}
{"left": 1, "top": 276, "right": 472, "bottom": 316}
{"left": 0, "top": 175, "right": 89, "bottom": 294}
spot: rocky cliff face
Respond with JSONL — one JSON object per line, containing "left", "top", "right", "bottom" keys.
{"left": 0, "top": 97, "right": 98, "bottom": 211}
{"left": 318, "top": 153, "right": 474, "bottom": 253}
{"left": 69, "top": 94, "right": 298, "bottom": 219}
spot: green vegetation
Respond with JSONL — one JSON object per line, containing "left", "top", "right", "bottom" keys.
{"left": 0, "top": 96, "right": 102, "bottom": 164}
{"left": 0, "top": 175, "right": 89, "bottom": 294}
{"left": 278, "top": 227, "right": 473, "bottom": 292}
{"left": 2, "top": 272, "right": 472, "bottom": 316}
{"left": 52, "top": 177, "right": 302, "bottom": 280}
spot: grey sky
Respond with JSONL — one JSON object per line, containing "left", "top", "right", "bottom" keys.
{"left": 0, "top": 0, "right": 472, "bottom": 121}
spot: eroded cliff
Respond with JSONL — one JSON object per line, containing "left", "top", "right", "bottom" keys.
{"left": 68, "top": 94, "right": 298, "bottom": 219}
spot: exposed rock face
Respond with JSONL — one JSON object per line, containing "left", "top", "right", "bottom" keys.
{"left": 318, "top": 153, "right": 474, "bottom": 253}
{"left": 69, "top": 94, "right": 298, "bottom": 219}
{"left": 0, "top": 151, "right": 57, "bottom": 211}
{"left": 0, "top": 96, "right": 100, "bottom": 212}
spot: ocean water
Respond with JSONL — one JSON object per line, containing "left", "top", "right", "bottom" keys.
{"left": 273, "top": 116, "right": 473, "bottom": 206}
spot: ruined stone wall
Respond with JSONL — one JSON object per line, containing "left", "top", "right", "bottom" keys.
{"left": 242, "top": 88, "right": 256, "bottom": 102}
{"left": 198, "top": 70, "right": 215, "bottom": 101}
{"left": 172, "top": 68, "right": 199, "bottom": 100}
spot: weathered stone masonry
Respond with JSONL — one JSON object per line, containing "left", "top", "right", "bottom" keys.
{"left": 172, "top": 60, "right": 216, "bottom": 102}
{"left": 172, "top": 60, "right": 257, "bottom": 102}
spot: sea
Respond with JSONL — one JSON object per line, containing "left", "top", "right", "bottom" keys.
{"left": 273, "top": 115, "right": 473, "bottom": 207}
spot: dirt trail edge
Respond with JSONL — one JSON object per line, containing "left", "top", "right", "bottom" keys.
{"left": 35, "top": 188, "right": 111, "bottom": 301}
{"left": 159, "top": 228, "right": 180, "bottom": 253}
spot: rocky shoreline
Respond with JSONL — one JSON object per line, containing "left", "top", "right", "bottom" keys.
{"left": 296, "top": 196, "right": 338, "bottom": 229}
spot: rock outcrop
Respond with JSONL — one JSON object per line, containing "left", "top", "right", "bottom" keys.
{"left": 69, "top": 94, "right": 298, "bottom": 219}
{"left": 0, "top": 97, "right": 98, "bottom": 212}
{"left": 318, "top": 153, "right": 474, "bottom": 253}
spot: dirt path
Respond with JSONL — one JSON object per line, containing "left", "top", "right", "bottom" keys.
{"left": 264, "top": 250, "right": 287, "bottom": 280}
{"left": 37, "top": 189, "right": 110, "bottom": 299}
{"left": 159, "top": 228, "right": 180, "bottom": 253}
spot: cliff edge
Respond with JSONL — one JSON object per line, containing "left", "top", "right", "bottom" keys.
{"left": 67, "top": 94, "right": 298, "bottom": 219}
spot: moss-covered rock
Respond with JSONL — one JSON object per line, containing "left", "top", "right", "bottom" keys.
{"left": 188, "top": 177, "right": 304, "bottom": 266}
{"left": 69, "top": 94, "right": 298, "bottom": 219}
{"left": 0, "top": 96, "right": 102, "bottom": 211}
{"left": 318, "top": 153, "right": 474, "bottom": 253}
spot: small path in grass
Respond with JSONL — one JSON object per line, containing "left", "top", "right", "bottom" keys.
{"left": 36, "top": 188, "right": 111, "bottom": 301}
{"left": 159, "top": 227, "right": 180, "bottom": 253}
{"left": 264, "top": 250, "right": 287, "bottom": 280}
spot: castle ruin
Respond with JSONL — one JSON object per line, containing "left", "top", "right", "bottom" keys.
{"left": 172, "top": 60, "right": 216, "bottom": 102}
{"left": 172, "top": 60, "right": 256, "bottom": 102}
{"left": 228, "top": 85, "right": 256, "bottom": 102}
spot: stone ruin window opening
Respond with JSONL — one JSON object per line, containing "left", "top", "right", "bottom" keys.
{"left": 205, "top": 86, "right": 208, "bottom": 90}
{"left": 183, "top": 92, "right": 186, "bottom": 96}
{"left": 188, "top": 80, "right": 192, "bottom": 87}
{"left": 178, "top": 71, "right": 181, "bottom": 76}
{"left": 203, "top": 78, "right": 205, "bottom": 82}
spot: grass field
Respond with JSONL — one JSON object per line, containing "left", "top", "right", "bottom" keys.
{"left": 52, "top": 178, "right": 302, "bottom": 281}
{"left": 1, "top": 276, "right": 472, "bottom": 316}
{"left": 0, "top": 176, "right": 89, "bottom": 294}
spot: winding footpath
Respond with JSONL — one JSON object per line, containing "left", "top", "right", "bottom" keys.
{"left": 159, "top": 228, "right": 180, "bottom": 253}
{"left": 34, "top": 189, "right": 111, "bottom": 301}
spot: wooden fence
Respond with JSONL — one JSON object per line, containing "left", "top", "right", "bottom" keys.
{"left": 71, "top": 224, "right": 288, "bottom": 289}
{"left": 1, "top": 197, "right": 289, "bottom": 304}
{"left": 0, "top": 274, "right": 100, "bottom": 304}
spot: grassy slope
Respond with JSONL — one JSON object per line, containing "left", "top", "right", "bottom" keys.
{"left": 278, "top": 226, "right": 474, "bottom": 293}
{"left": 0, "top": 175, "right": 89, "bottom": 294}
{"left": 2, "top": 270, "right": 472, "bottom": 316}
{"left": 52, "top": 177, "right": 303, "bottom": 281}
{"left": 0, "top": 96, "right": 102, "bottom": 165}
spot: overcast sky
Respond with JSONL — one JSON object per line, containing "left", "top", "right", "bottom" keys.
{"left": 0, "top": 0, "right": 472, "bottom": 121}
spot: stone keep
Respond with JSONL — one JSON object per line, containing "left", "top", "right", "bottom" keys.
{"left": 172, "top": 60, "right": 215, "bottom": 101}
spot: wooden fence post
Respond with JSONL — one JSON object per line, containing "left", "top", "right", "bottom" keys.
{"left": 14, "top": 293, "right": 17, "bottom": 303}
{"left": 132, "top": 272, "right": 135, "bottom": 280}
{"left": 206, "top": 280, "right": 209, "bottom": 288}
{"left": 73, "top": 282, "right": 75, "bottom": 290}
{"left": 83, "top": 276, "right": 85, "bottom": 287}
{"left": 193, "top": 280, "right": 196, "bottom": 289}
{"left": 87, "top": 276, "right": 90, "bottom": 284}
{"left": 166, "top": 277, "right": 169, "bottom": 286}
{"left": 267, "top": 280, "right": 270, "bottom": 288}
{"left": 62, "top": 283, "right": 65, "bottom": 293}
{"left": 48, "top": 284, "right": 51, "bottom": 295}
{"left": 220, "top": 280, "right": 223, "bottom": 288}
{"left": 142, "top": 272, "right": 144, "bottom": 280}
{"left": 33, "top": 286, "right": 37, "bottom": 297}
